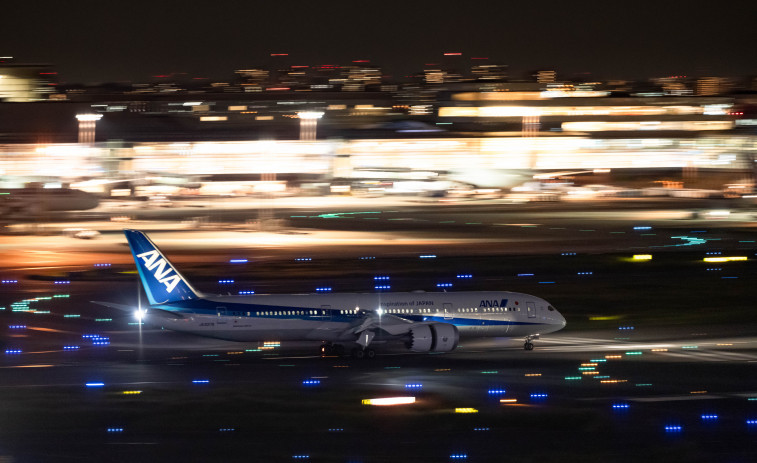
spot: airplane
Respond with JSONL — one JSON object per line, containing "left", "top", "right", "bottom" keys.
{"left": 96, "top": 229, "right": 566, "bottom": 358}
{"left": 0, "top": 186, "right": 100, "bottom": 222}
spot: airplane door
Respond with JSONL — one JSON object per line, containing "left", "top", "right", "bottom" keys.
{"left": 443, "top": 303, "right": 453, "bottom": 320}
{"left": 527, "top": 302, "right": 536, "bottom": 318}
{"left": 321, "top": 305, "right": 332, "bottom": 321}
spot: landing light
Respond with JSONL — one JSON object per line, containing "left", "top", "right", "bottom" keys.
{"left": 134, "top": 309, "right": 147, "bottom": 321}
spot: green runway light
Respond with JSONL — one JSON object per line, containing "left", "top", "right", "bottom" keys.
{"left": 682, "top": 346, "right": 699, "bottom": 349}
{"left": 63, "top": 314, "right": 80, "bottom": 318}
{"left": 480, "top": 371, "right": 498, "bottom": 374}
{"left": 625, "top": 351, "right": 643, "bottom": 356}
{"left": 636, "top": 383, "right": 652, "bottom": 387}
{"left": 95, "top": 318, "right": 112, "bottom": 322}
{"left": 564, "top": 376, "right": 582, "bottom": 381}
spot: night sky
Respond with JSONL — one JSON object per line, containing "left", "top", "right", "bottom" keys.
{"left": 3, "top": 0, "right": 756, "bottom": 83}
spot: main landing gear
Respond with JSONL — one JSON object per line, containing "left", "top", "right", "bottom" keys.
{"left": 351, "top": 347, "right": 376, "bottom": 359}
{"left": 320, "top": 343, "right": 375, "bottom": 359}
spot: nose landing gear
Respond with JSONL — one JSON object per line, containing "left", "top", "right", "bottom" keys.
{"left": 523, "top": 334, "right": 540, "bottom": 350}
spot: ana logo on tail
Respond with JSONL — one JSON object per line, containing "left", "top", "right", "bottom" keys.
{"left": 137, "top": 250, "right": 181, "bottom": 293}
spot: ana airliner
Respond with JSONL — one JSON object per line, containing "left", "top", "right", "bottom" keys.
{"left": 97, "top": 230, "right": 566, "bottom": 358}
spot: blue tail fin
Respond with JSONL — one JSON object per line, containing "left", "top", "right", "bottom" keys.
{"left": 123, "top": 229, "right": 201, "bottom": 305}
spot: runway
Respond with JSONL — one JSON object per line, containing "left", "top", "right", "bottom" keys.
{"left": 2, "top": 203, "right": 757, "bottom": 462}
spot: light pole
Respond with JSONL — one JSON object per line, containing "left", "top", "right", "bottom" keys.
{"left": 297, "top": 111, "right": 324, "bottom": 141}
{"left": 76, "top": 113, "right": 102, "bottom": 145}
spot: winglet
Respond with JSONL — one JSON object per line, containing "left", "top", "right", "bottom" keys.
{"left": 123, "top": 229, "right": 201, "bottom": 305}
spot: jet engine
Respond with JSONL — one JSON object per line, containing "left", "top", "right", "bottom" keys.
{"left": 406, "top": 323, "right": 459, "bottom": 352}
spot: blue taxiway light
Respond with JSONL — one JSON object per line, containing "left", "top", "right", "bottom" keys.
{"left": 5, "top": 349, "right": 22, "bottom": 355}
{"left": 106, "top": 428, "right": 123, "bottom": 433}
{"left": 530, "top": 393, "right": 548, "bottom": 399}
{"left": 405, "top": 383, "right": 423, "bottom": 389}
{"left": 229, "top": 259, "right": 248, "bottom": 263}
{"left": 302, "top": 380, "right": 321, "bottom": 386}
{"left": 238, "top": 291, "right": 255, "bottom": 295}
{"left": 701, "top": 415, "right": 718, "bottom": 421}
{"left": 315, "top": 287, "right": 332, "bottom": 292}
{"left": 612, "top": 404, "right": 630, "bottom": 410}
{"left": 192, "top": 380, "right": 210, "bottom": 384}
{"left": 86, "top": 382, "right": 105, "bottom": 387}
{"left": 664, "top": 425, "right": 682, "bottom": 433}
{"left": 374, "top": 285, "right": 391, "bottom": 290}
{"left": 374, "top": 276, "right": 390, "bottom": 280}
{"left": 456, "top": 274, "right": 473, "bottom": 279}
{"left": 218, "top": 280, "right": 235, "bottom": 284}
{"left": 487, "top": 389, "right": 507, "bottom": 395}
{"left": 437, "top": 283, "right": 453, "bottom": 288}
{"left": 419, "top": 255, "right": 436, "bottom": 259}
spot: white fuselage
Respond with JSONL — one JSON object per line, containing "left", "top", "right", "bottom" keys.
{"left": 148, "top": 291, "right": 566, "bottom": 343}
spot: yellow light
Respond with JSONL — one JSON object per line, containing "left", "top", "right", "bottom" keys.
{"left": 633, "top": 254, "right": 653, "bottom": 261}
{"left": 690, "top": 390, "right": 708, "bottom": 394}
{"left": 651, "top": 348, "right": 668, "bottom": 352}
{"left": 703, "top": 256, "right": 747, "bottom": 263}
{"left": 524, "top": 373, "right": 541, "bottom": 377}
{"left": 454, "top": 408, "right": 479, "bottom": 414}
{"left": 605, "top": 355, "right": 622, "bottom": 359}
{"left": 580, "top": 363, "right": 598, "bottom": 367}
{"left": 362, "top": 397, "right": 416, "bottom": 406}
{"left": 582, "top": 371, "right": 599, "bottom": 375}
{"left": 122, "top": 390, "right": 142, "bottom": 395}
{"left": 199, "top": 116, "right": 228, "bottom": 122}
{"left": 499, "top": 399, "right": 518, "bottom": 403}
{"left": 600, "top": 379, "right": 627, "bottom": 384}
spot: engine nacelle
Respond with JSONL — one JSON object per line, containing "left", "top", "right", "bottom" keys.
{"left": 406, "top": 323, "right": 459, "bottom": 352}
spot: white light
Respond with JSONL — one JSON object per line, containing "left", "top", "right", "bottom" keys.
{"left": 298, "top": 111, "right": 324, "bottom": 120}
{"left": 376, "top": 308, "right": 384, "bottom": 316}
{"left": 75, "top": 114, "right": 102, "bottom": 122}
{"left": 134, "top": 309, "right": 146, "bottom": 321}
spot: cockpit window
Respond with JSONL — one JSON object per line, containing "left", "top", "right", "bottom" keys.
{"left": 548, "top": 306, "right": 555, "bottom": 311}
